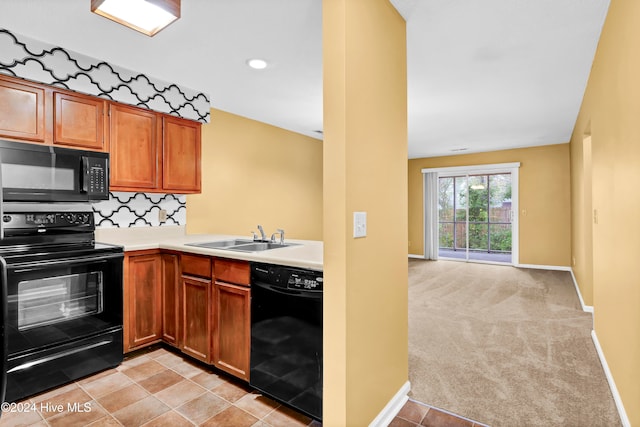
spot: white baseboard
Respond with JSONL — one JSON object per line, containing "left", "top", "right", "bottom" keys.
{"left": 591, "top": 330, "right": 631, "bottom": 427}
{"left": 569, "top": 269, "right": 594, "bottom": 313}
{"left": 369, "top": 381, "right": 410, "bottom": 427}
{"left": 408, "top": 254, "right": 424, "bottom": 259}
{"left": 515, "top": 263, "right": 572, "bottom": 271}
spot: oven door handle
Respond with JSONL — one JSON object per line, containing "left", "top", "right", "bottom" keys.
{"left": 7, "top": 338, "right": 114, "bottom": 374}
{"left": 0, "top": 256, "right": 8, "bottom": 405}
{"left": 10, "top": 252, "right": 123, "bottom": 271}
{"left": 0, "top": 150, "right": 4, "bottom": 240}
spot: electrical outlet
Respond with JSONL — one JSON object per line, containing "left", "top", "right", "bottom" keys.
{"left": 158, "top": 209, "right": 167, "bottom": 223}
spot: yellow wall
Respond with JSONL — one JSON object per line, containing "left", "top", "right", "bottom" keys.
{"left": 570, "top": 0, "right": 640, "bottom": 423}
{"left": 186, "top": 109, "right": 323, "bottom": 240}
{"left": 323, "top": 0, "right": 408, "bottom": 425}
{"left": 570, "top": 131, "right": 594, "bottom": 306}
{"left": 408, "top": 144, "right": 572, "bottom": 266}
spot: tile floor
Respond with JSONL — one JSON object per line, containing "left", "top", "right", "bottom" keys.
{"left": 390, "top": 400, "right": 489, "bottom": 427}
{"left": 0, "top": 346, "right": 487, "bottom": 427}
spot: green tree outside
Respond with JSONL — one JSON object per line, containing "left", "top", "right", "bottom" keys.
{"left": 438, "top": 174, "right": 512, "bottom": 253}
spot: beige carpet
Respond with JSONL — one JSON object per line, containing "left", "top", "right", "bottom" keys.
{"left": 408, "top": 259, "right": 621, "bottom": 427}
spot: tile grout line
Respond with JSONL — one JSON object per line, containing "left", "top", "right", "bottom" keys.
{"left": 75, "top": 376, "right": 126, "bottom": 426}
{"left": 406, "top": 397, "right": 490, "bottom": 427}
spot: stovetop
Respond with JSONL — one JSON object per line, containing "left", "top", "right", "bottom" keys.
{"left": 0, "top": 202, "right": 122, "bottom": 261}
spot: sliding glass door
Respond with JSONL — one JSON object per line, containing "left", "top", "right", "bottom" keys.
{"left": 438, "top": 173, "right": 512, "bottom": 263}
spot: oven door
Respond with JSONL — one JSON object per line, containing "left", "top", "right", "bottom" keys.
{"left": 5, "top": 251, "right": 123, "bottom": 357}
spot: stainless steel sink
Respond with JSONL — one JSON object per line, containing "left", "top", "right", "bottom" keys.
{"left": 186, "top": 239, "right": 254, "bottom": 249}
{"left": 223, "top": 242, "right": 292, "bottom": 252}
{"left": 186, "top": 239, "right": 297, "bottom": 252}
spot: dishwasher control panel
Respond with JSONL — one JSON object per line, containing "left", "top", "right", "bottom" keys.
{"left": 251, "top": 263, "right": 323, "bottom": 292}
{"left": 288, "top": 271, "right": 323, "bottom": 291}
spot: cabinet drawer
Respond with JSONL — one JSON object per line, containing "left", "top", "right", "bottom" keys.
{"left": 214, "top": 258, "right": 250, "bottom": 286}
{"left": 181, "top": 254, "right": 212, "bottom": 278}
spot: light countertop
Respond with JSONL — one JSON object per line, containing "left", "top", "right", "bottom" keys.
{"left": 96, "top": 226, "right": 323, "bottom": 271}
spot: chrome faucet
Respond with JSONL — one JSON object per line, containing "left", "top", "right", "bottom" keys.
{"left": 257, "top": 224, "right": 267, "bottom": 241}
{"left": 270, "top": 228, "right": 285, "bottom": 244}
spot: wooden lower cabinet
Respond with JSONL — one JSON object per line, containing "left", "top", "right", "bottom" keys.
{"left": 181, "top": 275, "right": 212, "bottom": 363}
{"left": 124, "top": 250, "right": 252, "bottom": 382}
{"left": 124, "top": 252, "right": 162, "bottom": 353}
{"left": 161, "top": 253, "right": 180, "bottom": 347}
{"left": 213, "top": 281, "right": 251, "bottom": 380}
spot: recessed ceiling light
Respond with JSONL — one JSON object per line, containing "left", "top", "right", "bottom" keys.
{"left": 246, "top": 59, "right": 268, "bottom": 70}
{"left": 91, "top": 0, "right": 180, "bottom": 37}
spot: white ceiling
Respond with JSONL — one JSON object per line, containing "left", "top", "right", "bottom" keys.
{"left": 0, "top": 0, "right": 610, "bottom": 158}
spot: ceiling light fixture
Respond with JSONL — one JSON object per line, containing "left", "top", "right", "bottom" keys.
{"left": 246, "top": 59, "right": 269, "bottom": 70}
{"left": 91, "top": 0, "right": 180, "bottom": 37}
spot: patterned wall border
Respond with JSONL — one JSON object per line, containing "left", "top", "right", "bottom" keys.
{"left": 92, "top": 192, "right": 186, "bottom": 228}
{"left": 0, "top": 28, "right": 210, "bottom": 123}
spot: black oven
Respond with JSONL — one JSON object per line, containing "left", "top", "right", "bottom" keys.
{"left": 0, "top": 203, "right": 123, "bottom": 403}
{"left": 0, "top": 139, "right": 109, "bottom": 203}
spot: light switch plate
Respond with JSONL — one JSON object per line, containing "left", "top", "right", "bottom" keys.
{"left": 353, "top": 211, "right": 367, "bottom": 238}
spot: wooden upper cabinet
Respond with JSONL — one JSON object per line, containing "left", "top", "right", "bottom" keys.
{"left": 109, "top": 105, "right": 202, "bottom": 193}
{"left": 0, "top": 75, "right": 202, "bottom": 193}
{"left": 54, "top": 91, "right": 107, "bottom": 151}
{"left": 162, "top": 116, "right": 201, "bottom": 193}
{"left": 109, "top": 103, "right": 160, "bottom": 190}
{"left": 0, "top": 77, "right": 46, "bottom": 143}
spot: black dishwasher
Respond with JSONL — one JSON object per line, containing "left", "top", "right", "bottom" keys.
{"left": 250, "top": 262, "right": 323, "bottom": 421}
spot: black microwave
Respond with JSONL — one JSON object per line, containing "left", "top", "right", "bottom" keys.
{"left": 0, "top": 140, "right": 109, "bottom": 202}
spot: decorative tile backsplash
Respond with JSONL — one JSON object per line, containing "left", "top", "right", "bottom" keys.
{"left": 0, "top": 28, "right": 210, "bottom": 123}
{"left": 92, "top": 192, "right": 186, "bottom": 228}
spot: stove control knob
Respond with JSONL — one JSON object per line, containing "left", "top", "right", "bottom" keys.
{"left": 80, "top": 214, "right": 91, "bottom": 224}
{"left": 66, "top": 213, "right": 76, "bottom": 223}
{"left": 3, "top": 215, "right": 11, "bottom": 223}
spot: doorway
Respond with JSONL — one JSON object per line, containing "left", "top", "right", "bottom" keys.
{"left": 422, "top": 163, "right": 520, "bottom": 265}
{"left": 438, "top": 173, "right": 512, "bottom": 263}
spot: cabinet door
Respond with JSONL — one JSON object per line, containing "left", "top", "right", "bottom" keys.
{"left": 162, "top": 116, "right": 201, "bottom": 193}
{"left": 213, "top": 281, "right": 250, "bottom": 380}
{"left": 110, "top": 103, "right": 160, "bottom": 190}
{"left": 161, "top": 254, "right": 180, "bottom": 347}
{"left": 181, "top": 276, "right": 212, "bottom": 363}
{"left": 126, "top": 254, "right": 162, "bottom": 352}
{"left": 0, "top": 77, "right": 46, "bottom": 142}
{"left": 54, "top": 91, "right": 106, "bottom": 151}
